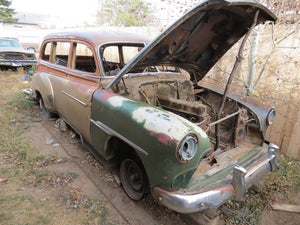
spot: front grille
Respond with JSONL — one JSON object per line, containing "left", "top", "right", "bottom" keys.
{"left": 25, "top": 54, "right": 36, "bottom": 60}
{"left": 5, "top": 53, "right": 24, "bottom": 60}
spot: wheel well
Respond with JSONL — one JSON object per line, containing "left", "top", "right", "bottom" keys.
{"left": 106, "top": 136, "right": 139, "bottom": 163}
{"left": 107, "top": 137, "right": 150, "bottom": 194}
{"left": 35, "top": 90, "right": 42, "bottom": 101}
{"left": 106, "top": 137, "right": 149, "bottom": 176}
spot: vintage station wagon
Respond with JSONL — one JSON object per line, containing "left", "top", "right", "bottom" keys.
{"left": 29, "top": 0, "right": 279, "bottom": 213}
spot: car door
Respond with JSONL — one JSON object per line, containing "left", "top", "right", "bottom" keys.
{"left": 50, "top": 41, "right": 99, "bottom": 143}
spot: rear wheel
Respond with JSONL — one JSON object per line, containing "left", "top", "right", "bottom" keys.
{"left": 120, "top": 158, "right": 148, "bottom": 200}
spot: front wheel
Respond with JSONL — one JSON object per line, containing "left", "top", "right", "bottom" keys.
{"left": 120, "top": 158, "right": 148, "bottom": 200}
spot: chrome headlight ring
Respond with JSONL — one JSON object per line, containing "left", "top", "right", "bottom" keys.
{"left": 266, "top": 109, "right": 276, "bottom": 126}
{"left": 177, "top": 134, "right": 198, "bottom": 162}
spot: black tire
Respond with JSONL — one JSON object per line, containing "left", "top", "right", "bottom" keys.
{"left": 39, "top": 98, "right": 55, "bottom": 119}
{"left": 120, "top": 158, "right": 148, "bottom": 201}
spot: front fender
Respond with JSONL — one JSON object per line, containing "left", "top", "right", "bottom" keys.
{"left": 91, "top": 89, "right": 211, "bottom": 189}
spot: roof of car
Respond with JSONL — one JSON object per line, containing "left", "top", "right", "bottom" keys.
{"left": 43, "top": 30, "right": 150, "bottom": 46}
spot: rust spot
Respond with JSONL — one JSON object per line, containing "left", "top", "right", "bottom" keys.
{"left": 97, "top": 90, "right": 119, "bottom": 101}
{"left": 148, "top": 131, "right": 177, "bottom": 146}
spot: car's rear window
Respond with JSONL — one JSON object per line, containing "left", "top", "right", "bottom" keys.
{"left": 55, "top": 42, "right": 70, "bottom": 67}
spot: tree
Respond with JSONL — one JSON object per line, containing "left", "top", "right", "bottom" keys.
{"left": 97, "top": 0, "right": 150, "bottom": 27}
{"left": 0, "top": 0, "right": 18, "bottom": 22}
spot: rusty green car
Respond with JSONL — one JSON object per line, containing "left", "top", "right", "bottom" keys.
{"left": 29, "top": 0, "right": 279, "bottom": 214}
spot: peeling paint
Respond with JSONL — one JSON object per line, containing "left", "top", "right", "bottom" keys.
{"left": 148, "top": 131, "right": 176, "bottom": 147}
{"left": 107, "top": 96, "right": 134, "bottom": 107}
{"left": 97, "top": 90, "right": 120, "bottom": 101}
{"left": 132, "top": 107, "right": 189, "bottom": 142}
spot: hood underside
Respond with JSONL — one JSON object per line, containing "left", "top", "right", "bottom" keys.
{"left": 107, "top": 0, "right": 276, "bottom": 89}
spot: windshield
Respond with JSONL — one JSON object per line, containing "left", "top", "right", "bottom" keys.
{"left": 100, "top": 42, "right": 182, "bottom": 76}
{"left": 0, "top": 39, "right": 23, "bottom": 48}
{"left": 100, "top": 43, "right": 145, "bottom": 76}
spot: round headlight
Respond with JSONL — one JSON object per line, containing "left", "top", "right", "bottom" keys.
{"left": 177, "top": 134, "right": 198, "bottom": 162}
{"left": 267, "top": 109, "right": 276, "bottom": 125}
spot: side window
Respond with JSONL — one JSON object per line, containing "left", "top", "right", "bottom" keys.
{"left": 122, "top": 46, "right": 140, "bottom": 64}
{"left": 102, "top": 46, "right": 120, "bottom": 75}
{"left": 100, "top": 44, "right": 145, "bottom": 76}
{"left": 74, "top": 43, "right": 96, "bottom": 73}
{"left": 41, "top": 42, "right": 51, "bottom": 61}
{"left": 55, "top": 42, "right": 70, "bottom": 67}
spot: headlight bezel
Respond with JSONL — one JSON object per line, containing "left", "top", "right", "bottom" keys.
{"left": 266, "top": 109, "right": 276, "bottom": 126}
{"left": 177, "top": 133, "right": 198, "bottom": 163}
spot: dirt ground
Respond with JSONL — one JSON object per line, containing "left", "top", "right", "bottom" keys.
{"left": 23, "top": 107, "right": 188, "bottom": 225}
{"left": 23, "top": 106, "right": 300, "bottom": 225}
{"left": 1, "top": 73, "right": 299, "bottom": 225}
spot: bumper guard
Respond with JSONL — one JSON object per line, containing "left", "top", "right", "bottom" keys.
{"left": 153, "top": 143, "right": 280, "bottom": 214}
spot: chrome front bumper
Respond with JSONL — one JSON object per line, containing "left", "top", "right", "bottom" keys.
{"left": 153, "top": 143, "right": 279, "bottom": 214}
{"left": 0, "top": 59, "right": 37, "bottom": 67}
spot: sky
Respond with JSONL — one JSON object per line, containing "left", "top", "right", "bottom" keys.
{"left": 11, "top": 0, "right": 99, "bottom": 26}
{"left": 10, "top": 0, "right": 198, "bottom": 27}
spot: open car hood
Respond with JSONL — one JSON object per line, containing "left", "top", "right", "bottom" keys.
{"left": 107, "top": 0, "right": 276, "bottom": 89}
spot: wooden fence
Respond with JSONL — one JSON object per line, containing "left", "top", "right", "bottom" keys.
{"left": 2, "top": 23, "right": 299, "bottom": 159}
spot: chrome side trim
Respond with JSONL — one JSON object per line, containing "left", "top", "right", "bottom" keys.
{"left": 90, "top": 119, "right": 148, "bottom": 156}
{"left": 61, "top": 91, "right": 88, "bottom": 107}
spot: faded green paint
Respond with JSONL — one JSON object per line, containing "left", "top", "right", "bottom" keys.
{"left": 91, "top": 89, "right": 211, "bottom": 189}
{"left": 173, "top": 169, "right": 195, "bottom": 189}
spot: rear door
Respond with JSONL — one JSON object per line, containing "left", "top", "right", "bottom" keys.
{"left": 49, "top": 40, "right": 100, "bottom": 143}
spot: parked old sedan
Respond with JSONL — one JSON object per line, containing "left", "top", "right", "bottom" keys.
{"left": 0, "top": 37, "right": 37, "bottom": 70}
{"left": 29, "top": 0, "right": 279, "bottom": 214}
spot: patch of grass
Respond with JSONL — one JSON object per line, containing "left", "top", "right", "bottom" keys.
{"left": 221, "top": 154, "right": 300, "bottom": 224}
{"left": 0, "top": 73, "right": 115, "bottom": 224}
{"left": 7, "top": 92, "right": 35, "bottom": 111}
{"left": 62, "top": 188, "right": 114, "bottom": 225}
{"left": 267, "top": 155, "right": 300, "bottom": 193}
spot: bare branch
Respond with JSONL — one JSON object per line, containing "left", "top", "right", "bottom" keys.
{"left": 254, "top": 30, "right": 295, "bottom": 88}
{"left": 216, "top": 64, "right": 230, "bottom": 75}
{"left": 217, "top": 59, "right": 248, "bottom": 88}
{"left": 215, "top": 10, "right": 259, "bottom": 150}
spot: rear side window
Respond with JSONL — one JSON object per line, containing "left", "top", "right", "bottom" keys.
{"left": 55, "top": 42, "right": 70, "bottom": 67}
{"left": 41, "top": 42, "right": 51, "bottom": 61}
{"left": 73, "top": 43, "right": 96, "bottom": 73}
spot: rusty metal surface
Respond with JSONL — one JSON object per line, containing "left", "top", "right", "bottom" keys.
{"left": 107, "top": 0, "right": 276, "bottom": 88}
{"left": 30, "top": 0, "right": 279, "bottom": 214}
{"left": 201, "top": 85, "right": 272, "bottom": 135}
{"left": 152, "top": 143, "right": 279, "bottom": 213}
{"left": 42, "top": 31, "right": 150, "bottom": 49}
